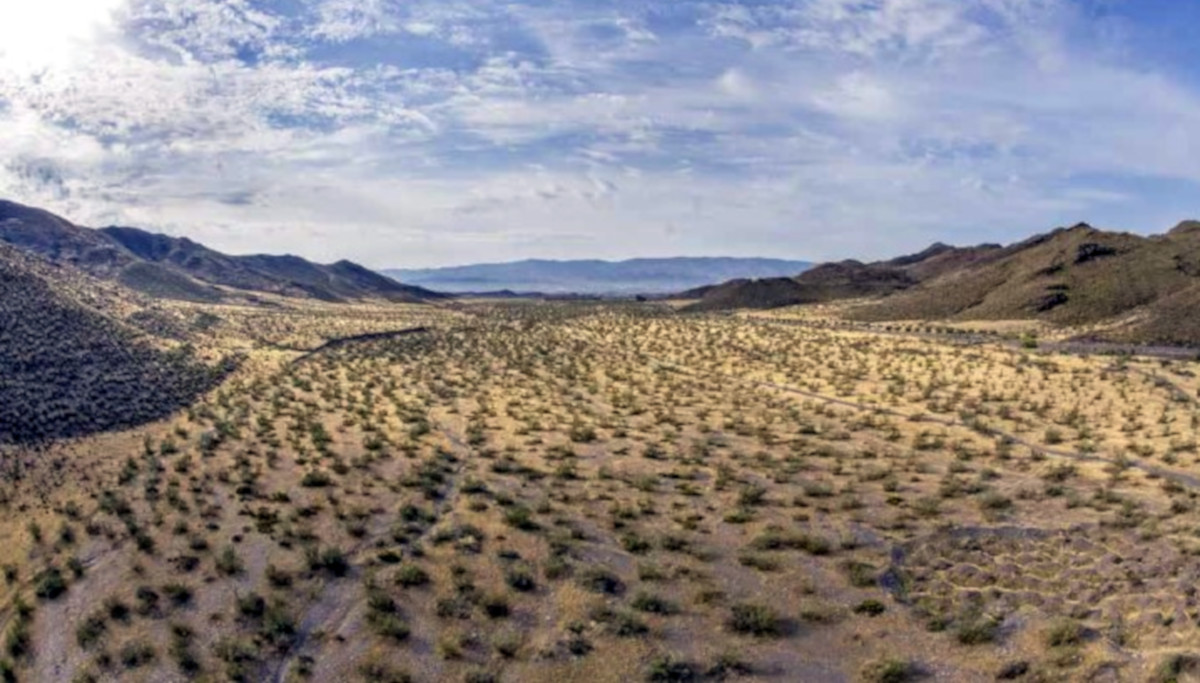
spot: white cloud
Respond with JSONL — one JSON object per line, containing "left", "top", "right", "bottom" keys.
{"left": 0, "top": 0, "right": 1198, "bottom": 268}
{"left": 0, "top": 0, "right": 125, "bottom": 73}
{"left": 811, "top": 71, "right": 900, "bottom": 120}
{"left": 311, "top": 0, "right": 403, "bottom": 43}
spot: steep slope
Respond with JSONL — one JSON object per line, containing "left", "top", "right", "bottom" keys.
{"left": 686, "top": 220, "right": 1200, "bottom": 346}
{"left": 882, "top": 241, "right": 1004, "bottom": 281}
{"left": 0, "top": 200, "right": 133, "bottom": 277}
{"left": 848, "top": 224, "right": 1190, "bottom": 325}
{"left": 0, "top": 243, "right": 236, "bottom": 444}
{"left": 0, "top": 200, "right": 440, "bottom": 303}
{"left": 1082, "top": 221, "right": 1200, "bottom": 345}
{"left": 683, "top": 242, "right": 998, "bottom": 311}
{"left": 387, "top": 257, "right": 813, "bottom": 295}
{"left": 681, "top": 277, "right": 810, "bottom": 312}
{"left": 791, "top": 260, "right": 915, "bottom": 299}
{"left": 100, "top": 225, "right": 441, "bottom": 302}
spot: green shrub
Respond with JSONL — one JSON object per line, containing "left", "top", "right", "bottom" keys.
{"left": 306, "top": 546, "right": 350, "bottom": 577}
{"left": 76, "top": 613, "right": 108, "bottom": 649}
{"left": 34, "top": 567, "right": 68, "bottom": 600}
{"left": 842, "top": 561, "right": 877, "bottom": 587}
{"left": 632, "top": 592, "right": 678, "bottom": 615}
{"left": 367, "top": 612, "right": 411, "bottom": 641}
{"left": 216, "top": 546, "right": 244, "bottom": 576}
{"left": 862, "top": 658, "right": 918, "bottom": 683}
{"left": 727, "top": 603, "right": 784, "bottom": 637}
{"left": 300, "top": 470, "right": 332, "bottom": 487}
{"left": 504, "top": 566, "right": 536, "bottom": 592}
{"left": 395, "top": 564, "right": 430, "bottom": 587}
{"left": 646, "top": 654, "right": 697, "bottom": 682}
{"left": 578, "top": 567, "right": 624, "bottom": 594}
{"left": 1045, "top": 619, "right": 1083, "bottom": 647}
{"left": 503, "top": 505, "right": 539, "bottom": 531}
{"left": 956, "top": 615, "right": 1001, "bottom": 645}
{"left": 853, "top": 599, "right": 887, "bottom": 617}
{"left": 119, "top": 640, "right": 156, "bottom": 669}
{"left": 1155, "top": 653, "right": 1200, "bottom": 683}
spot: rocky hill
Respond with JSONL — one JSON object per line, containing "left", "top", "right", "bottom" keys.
{"left": 848, "top": 222, "right": 1200, "bottom": 345}
{"left": 0, "top": 200, "right": 442, "bottom": 303}
{"left": 0, "top": 243, "right": 236, "bottom": 445}
{"left": 683, "top": 242, "right": 1000, "bottom": 312}
{"left": 684, "top": 219, "right": 1200, "bottom": 346}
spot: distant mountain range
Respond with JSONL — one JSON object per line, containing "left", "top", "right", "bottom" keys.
{"left": 385, "top": 257, "right": 813, "bottom": 295}
{"left": 685, "top": 220, "right": 1200, "bottom": 347}
{"left": 0, "top": 200, "right": 442, "bottom": 304}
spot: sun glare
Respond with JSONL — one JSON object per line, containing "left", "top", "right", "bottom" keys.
{"left": 0, "top": 0, "right": 124, "bottom": 73}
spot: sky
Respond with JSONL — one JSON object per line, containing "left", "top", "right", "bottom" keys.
{"left": 0, "top": 0, "right": 1198, "bottom": 269}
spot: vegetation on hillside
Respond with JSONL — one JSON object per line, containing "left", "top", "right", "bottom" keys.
{"left": 0, "top": 199, "right": 442, "bottom": 304}
{"left": 0, "top": 246, "right": 236, "bottom": 445}
{"left": 687, "top": 220, "right": 1200, "bottom": 346}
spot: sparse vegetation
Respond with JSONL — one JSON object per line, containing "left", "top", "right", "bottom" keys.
{"left": 2, "top": 288, "right": 1198, "bottom": 682}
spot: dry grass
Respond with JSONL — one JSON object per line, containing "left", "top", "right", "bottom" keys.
{"left": 3, "top": 299, "right": 1200, "bottom": 681}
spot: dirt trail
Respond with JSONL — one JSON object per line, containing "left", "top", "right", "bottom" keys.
{"left": 270, "top": 409, "right": 471, "bottom": 683}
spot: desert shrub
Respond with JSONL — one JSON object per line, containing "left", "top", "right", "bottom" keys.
{"left": 504, "top": 566, "right": 536, "bottom": 592}
{"left": 306, "top": 546, "right": 350, "bottom": 577}
{"left": 216, "top": 546, "right": 244, "bottom": 575}
{"left": 1045, "top": 619, "right": 1083, "bottom": 647}
{"left": 609, "top": 610, "right": 649, "bottom": 637}
{"left": 578, "top": 567, "right": 624, "bottom": 594}
{"left": 358, "top": 661, "right": 414, "bottom": 682}
{"left": 503, "top": 505, "right": 539, "bottom": 531}
{"left": 861, "top": 658, "right": 919, "bottom": 683}
{"left": 34, "top": 567, "right": 67, "bottom": 600}
{"left": 300, "top": 470, "right": 332, "bottom": 487}
{"left": 395, "top": 564, "right": 430, "bottom": 587}
{"left": 266, "top": 564, "right": 293, "bottom": 588}
{"left": 482, "top": 593, "right": 511, "bottom": 619}
{"left": 996, "top": 661, "right": 1030, "bottom": 680}
{"left": 621, "top": 532, "right": 652, "bottom": 554}
{"left": 1155, "top": 653, "right": 1200, "bottom": 683}
{"left": 646, "top": 654, "right": 697, "bottom": 682}
{"left": 842, "top": 561, "right": 877, "bottom": 587}
{"left": 956, "top": 614, "right": 1001, "bottom": 645}
{"left": 631, "top": 592, "right": 677, "bottom": 615}
{"left": 119, "top": 640, "right": 156, "bottom": 669}
{"left": 853, "top": 599, "right": 887, "bottom": 617}
{"left": 168, "top": 622, "right": 200, "bottom": 675}
{"left": 492, "top": 631, "right": 523, "bottom": 658}
{"left": 735, "top": 554, "right": 777, "bottom": 575}
{"left": 76, "top": 612, "right": 108, "bottom": 649}
{"left": 727, "top": 603, "right": 784, "bottom": 637}
{"left": 367, "top": 612, "right": 411, "bottom": 641}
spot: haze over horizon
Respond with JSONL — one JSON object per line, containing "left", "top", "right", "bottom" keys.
{"left": 2, "top": 0, "right": 1199, "bottom": 269}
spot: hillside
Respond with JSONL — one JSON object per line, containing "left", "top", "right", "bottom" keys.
{"left": 680, "top": 219, "right": 1200, "bottom": 346}
{"left": 0, "top": 243, "right": 236, "bottom": 445}
{"left": 386, "top": 257, "right": 812, "bottom": 295}
{"left": 679, "top": 277, "right": 810, "bottom": 311}
{"left": 846, "top": 223, "right": 1200, "bottom": 341}
{"left": 682, "top": 242, "right": 999, "bottom": 312}
{"left": 0, "top": 200, "right": 442, "bottom": 303}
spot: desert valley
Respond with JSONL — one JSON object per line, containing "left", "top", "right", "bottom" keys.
{"left": 4, "top": 200, "right": 1200, "bottom": 683}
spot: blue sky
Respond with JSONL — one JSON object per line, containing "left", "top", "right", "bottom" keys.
{"left": 0, "top": 0, "right": 1198, "bottom": 268}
